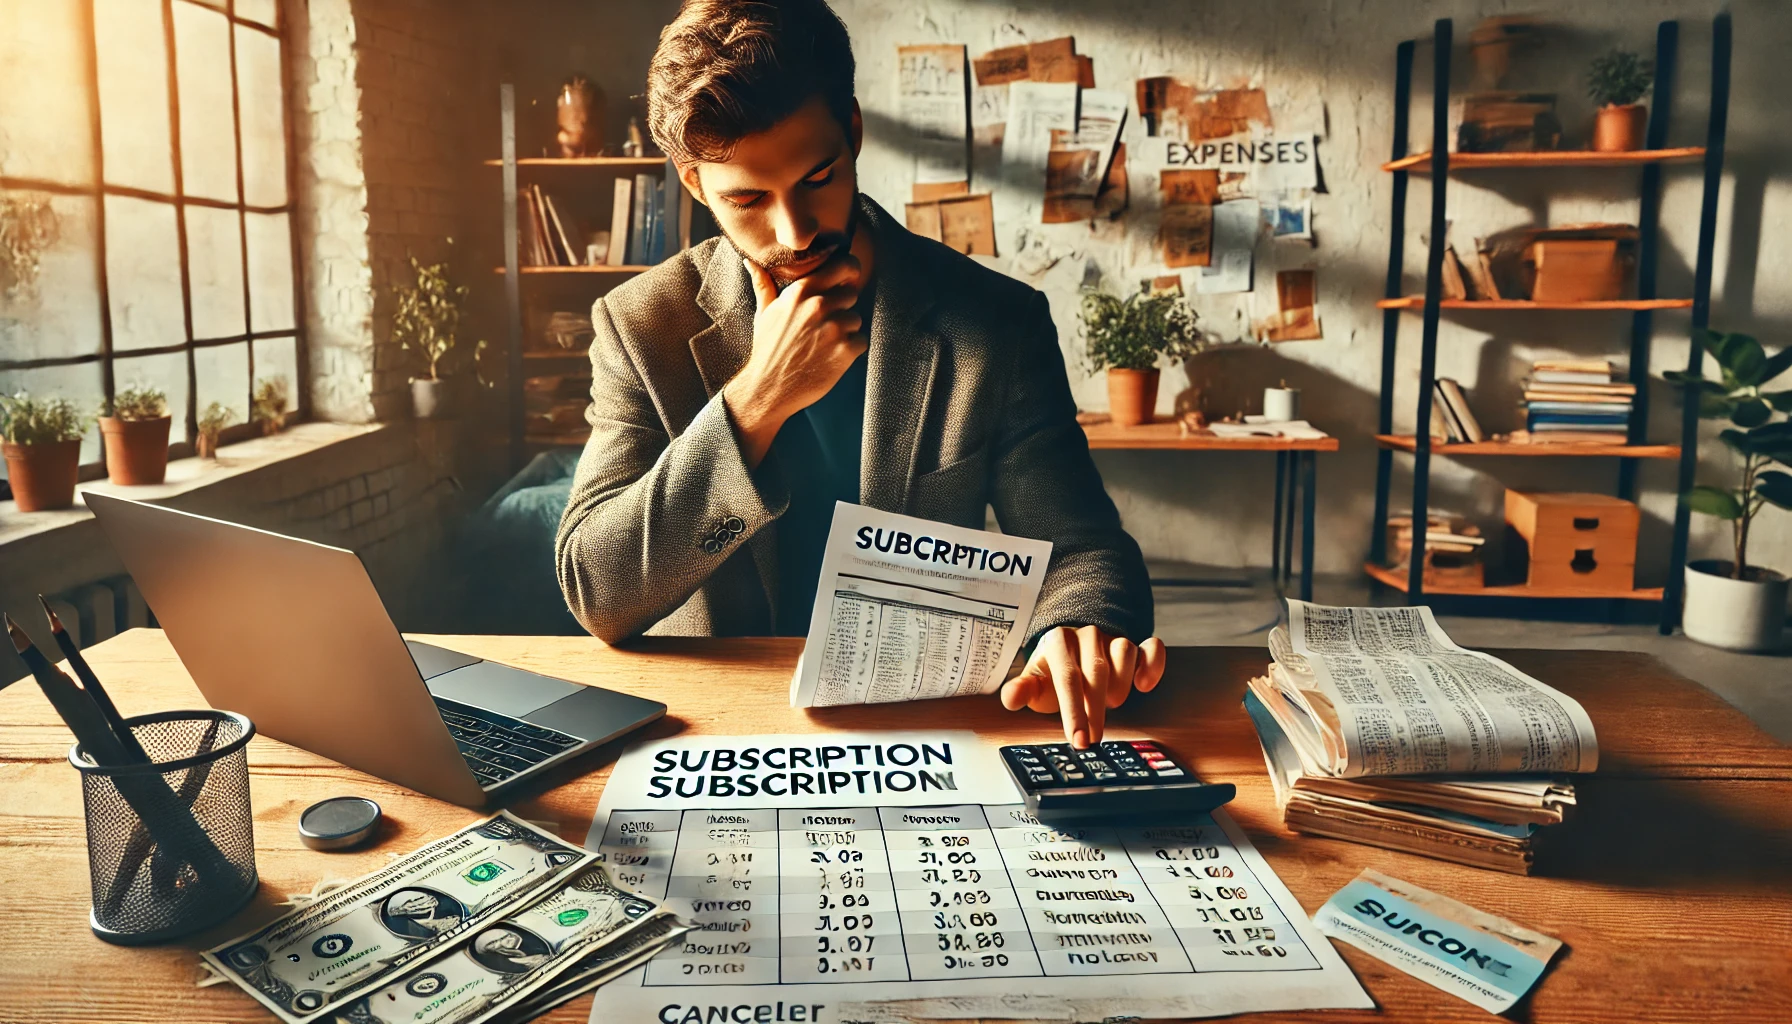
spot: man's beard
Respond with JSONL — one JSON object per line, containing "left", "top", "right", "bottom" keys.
{"left": 726, "top": 203, "right": 860, "bottom": 289}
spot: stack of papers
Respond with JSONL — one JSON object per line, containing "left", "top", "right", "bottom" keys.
{"left": 1245, "top": 602, "right": 1597, "bottom": 874}
{"left": 1207, "top": 417, "right": 1329, "bottom": 440}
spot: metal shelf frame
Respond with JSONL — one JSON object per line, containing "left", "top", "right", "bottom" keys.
{"left": 1367, "top": 16, "right": 1732, "bottom": 633}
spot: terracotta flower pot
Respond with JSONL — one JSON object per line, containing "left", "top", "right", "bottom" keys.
{"left": 1592, "top": 103, "right": 1646, "bottom": 152}
{"left": 1106, "top": 369, "right": 1160, "bottom": 427}
{"left": 3, "top": 439, "right": 82, "bottom": 512}
{"left": 99, "top": 415, "right": 172, "bottom": 485}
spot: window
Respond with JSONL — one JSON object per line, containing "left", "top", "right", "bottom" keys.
{"left": 0, "top": 0, "right": 301, "bottom": 490}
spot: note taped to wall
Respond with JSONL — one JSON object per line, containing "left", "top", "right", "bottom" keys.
{"left": 897, "top": 44, "right": 969, "bottom": 185}
{"left": 790, "top": 503, "right": 1051, "bottom": 709}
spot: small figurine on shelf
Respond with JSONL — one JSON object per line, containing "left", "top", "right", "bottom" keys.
{"left": 623, "top": 116, "right": 646, "bottom": 158}
{"left": 555, "top": 75, "right": 605, "bottom": 158}
{"left": 196, "top": 402, "right": 235, "bottom": 460}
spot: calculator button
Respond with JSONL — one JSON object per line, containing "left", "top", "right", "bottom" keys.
{"left": 1155, "top": 768, "right": 1185, "bottom": 778}
{"left": 1093, "top": 770, "right": 1117, "bottom": 780}
{"left": 1124, "top": 769, "right": 1151, "bottom": 778}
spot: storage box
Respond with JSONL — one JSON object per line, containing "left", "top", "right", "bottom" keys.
{"left": 1519, "top": 224, "right": 1637, "bottom": 302}
{"left": 1504, "top": 491, "right": 1638, "bottom": 592}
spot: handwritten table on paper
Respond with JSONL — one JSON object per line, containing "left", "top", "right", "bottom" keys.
{"left": 583, "top": 733, "right": 1370, "bottom": 1023}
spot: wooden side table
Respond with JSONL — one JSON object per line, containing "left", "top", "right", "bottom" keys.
{"left": 1081, "top": 419, "right": 1341, "bottom": 601}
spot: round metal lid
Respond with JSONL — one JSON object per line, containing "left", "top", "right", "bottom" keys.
{"left": 298, "top": 796, "right": 382, "bottom": 851}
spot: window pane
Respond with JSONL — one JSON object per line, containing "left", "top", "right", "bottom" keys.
{"left": 0, "top": 362, "right": 106, "bottom": 479}
{"left": 105, "top": 196, "right": 187, "bottom": 351}
{"left": 252, "top": 335, "right": 297, "bottom": 414}
{"left": 0, "top": 191, "right": 103, "bottom": 360}
{"left": 185, "top": 205, "right": 246, "bottom": 339}
{"left": 96, "top": 0, "right": 175, "bottom": 194}
{"left": 195, "top": 340, "right": 248, "bottom": 421}
{"left": 173, "top": 2, "right": 237, "bottom": 202}
{"left": 245, "top": 211, "right": 294, "bottom": 332}
{"left": 0, "top": 0, "right": 96, "bottom": 186}
{"left": 237, "top": 0, "right": 278, "bottom": 28}
{"left": 235, "top": 24, "right": 287, "bottom": 206}
{"left": 112, "top": 350, "right": 191, "bottom": 443}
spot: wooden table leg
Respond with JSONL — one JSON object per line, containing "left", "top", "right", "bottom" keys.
{"left": 1271, "top": 450, "right": 1287, "bottom": 587}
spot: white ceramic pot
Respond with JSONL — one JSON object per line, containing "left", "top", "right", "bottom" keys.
{"left": 1682, "top": 559, "right": 1789, "bottom": 653}
{"left": 411, "top": 377, "right": 452, "bottom": 419}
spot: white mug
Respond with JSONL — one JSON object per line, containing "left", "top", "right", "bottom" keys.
{"left": 1264, "top": 386, "right": 1300, "bottom": 422}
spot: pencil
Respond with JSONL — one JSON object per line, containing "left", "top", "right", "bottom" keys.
{"left": 38, "top": 596, "right": 149, "bottom": 763}
{"left": 6, "top": 615, "right": 239, "bottom": 904}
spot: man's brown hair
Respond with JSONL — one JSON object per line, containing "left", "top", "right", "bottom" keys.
{"left": 647, "top": 0, "right": 855, "bottom": 164}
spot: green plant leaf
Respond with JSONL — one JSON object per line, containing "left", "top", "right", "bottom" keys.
{"left": 1719, "top": 428, "right": 1754, "bottom": 453}
{"left": 1683, "top": 485, "right": 1743, "bottom": 519}
{"left": 1760, "top": 346, "right": 1792, "bottom": 385}
{"left": 1731, "top": 397, "right": 1772, "bottom": 427}
{"left": 1720, "top": 332, "right": 1767, "bottom": 385}
{"left": 1765, "top": 390, "right": 1792, "bottom": 412}
{"left": 1698, "top": 391, "right": 1735, "bottom": 417}
{"left": 1757, "top": 471, "right": 1792, "bottom": 509}
{"left": 1694, "top": 326, "right": 1727, "bottom": 358}
{"left": 1662, "top": 370, "right": 1723, "bottom": 390}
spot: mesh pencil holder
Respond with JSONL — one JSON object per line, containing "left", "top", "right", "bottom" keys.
{"left": 69, "top": 709, "right": 260, "bottom": 945}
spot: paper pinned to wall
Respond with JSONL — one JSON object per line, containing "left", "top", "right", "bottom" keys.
{"left": 1160, "top": 203, "right": 1213, "bottom": 268}
{"left": 1193, "top": 198, "right": 1258, "bottom": 294}
{"left": 1042, "top": 87, "right": 1125, "bottom": 223}
{"left": 1002, "top": 79, "right": 1077, "bottom": 205}
{"left": 1025, "top": 36, "right": 1079, "bottom": 82}
{"left": 970, "top": 44, "right": 1028, "bottom": 146}
{"left": 896, "top": 44, "right": 969, "bottom": 185}
{"left": 905, "top": 192, "right": 997, "bottom": 256}
{"left": 1254, "top": 268, "right": 1323, "bottom": 341}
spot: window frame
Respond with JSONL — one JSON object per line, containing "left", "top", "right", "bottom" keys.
{"left": 0, "top": 0, "right": 305, "bottom": 497}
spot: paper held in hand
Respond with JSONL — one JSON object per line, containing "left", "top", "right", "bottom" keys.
{"left": 790, "top": 503, "right": 1052, "bottom": 708}
{"left": 1254, "top": 601, "right": 1598, "bottom": 778}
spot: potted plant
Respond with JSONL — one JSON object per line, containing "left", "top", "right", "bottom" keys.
{"left": 1587, "top": 48, "right": 1652, "bottom": 153}
{"left": 252, "top": 376, "right": 289, "bottom": 436}
{"left": 1666, "top": 328, "right": 1792, "bottom": 651}
{"left": 392, "top": 250, "right": 486, "bottom": 420}
{"left": 197, "top": 402, "right": 235, "bottom": 460}
{"left": 1, "top": 393, "right": 89, "bottom": 512}
{"left": 1080, "top": 283, "right": 1202, "bottom": 427}
{"left": 98, "top": 385, "right": 172, "bottom": 485}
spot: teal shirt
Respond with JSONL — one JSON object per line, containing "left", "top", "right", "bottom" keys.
{"left": 770, "top": 351, "right": 867, "bottom": 635}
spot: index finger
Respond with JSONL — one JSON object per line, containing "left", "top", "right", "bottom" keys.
{"left": 1076, "top": 625, "right": 1110, "bottom": 746}
{"left": 1042, "top": 631, "right": 1090, "bottom": 749}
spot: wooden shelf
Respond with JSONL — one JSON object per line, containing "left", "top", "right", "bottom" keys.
{"left": 1363, "top": 562, "right": 1664, "bottom": 601}
{"left": 1374, "top": 434, "right": 1679, "bottom": 459}
{"left": 1383, "top": 147, "right": 1705, "bottom": 172}
{"left": 526, "top": 430, "right": 591, "bottom": 446}
{"left": 1377, "top": 296, "right": 1693, "bottom": 311}
{"left": 496, "top": 265, "right": 648, "bottom": 275}
{"left": 523, "top": 348, "right": 589, "bottom": 360}
{"left": 483, "top": 156, "right": 668, "bottom": 168}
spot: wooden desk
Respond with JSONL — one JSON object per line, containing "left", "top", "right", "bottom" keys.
{"left": 1081, "top": 420, "right": 1340, "bottom": 600}
{"left": 2, "top": 632, "right": 1788, "bottom": 1024}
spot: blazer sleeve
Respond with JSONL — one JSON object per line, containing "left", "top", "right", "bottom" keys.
{"left": 554, "top": 297, "right": 788, "bottom": 643}
{"left": 989, "top": 292, "right": 1154, "bottom": 646}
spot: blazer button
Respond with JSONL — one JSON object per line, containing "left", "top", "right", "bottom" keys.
{"left": 723, "top": 516, "right": 745, "bottom": 535}
{"left": 701, "top": 537, "right": 724, "bottom": 554}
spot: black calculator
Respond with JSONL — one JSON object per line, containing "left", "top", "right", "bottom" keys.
{"left": 999, "top": 740, "right": 1236, "bottom": 824}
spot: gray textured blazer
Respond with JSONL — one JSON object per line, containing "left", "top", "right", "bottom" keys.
{"left": 555, "top": 195, "right": 1152, "bottom": 645}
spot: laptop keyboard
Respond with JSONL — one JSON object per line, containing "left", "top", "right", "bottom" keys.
{"left": 433, "top": 695, "right": 581, "bottom": 787}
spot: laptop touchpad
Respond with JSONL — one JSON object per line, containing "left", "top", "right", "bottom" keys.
{"left": 425, "top": 661, "right": 583, "bottom": 717}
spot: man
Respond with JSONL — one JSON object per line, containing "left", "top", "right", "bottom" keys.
{"left": 556, "top": 0, "right": 1164, "bottom": 749}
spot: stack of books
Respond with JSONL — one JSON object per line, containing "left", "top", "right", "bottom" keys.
{"left": 1514, "top": 359, "right": 1635, "bottom": 445}
{"left": 1245, "top": 605, "right": 1595, "bottom": 875}
{"left": 1429, "top": 377, "right": 1485, "bottom": 443}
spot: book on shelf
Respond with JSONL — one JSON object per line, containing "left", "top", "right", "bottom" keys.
{"left": 630, "top": 173, "right": 653, "bottom": 266}
{"left": 1438, "top": 379, "right": 1484, "bottom": 442}
{"left": 1245, "top": 602, "right": 1597, "bottom": 874}
{"left": 1509, "top": 429, "right": 1631, "bottom": 445}
{"left": 1528, "top": 411, "right": 1631, "bottom": 427}
{"left": 1523, "top": 389, "right": 1634, "bottom": 404}
{"left": 607, "top": 178, "right": 632, "bottom": 265}
{"left": 1527, "top": 400, "right": 1633, "bottom": 414}
{"left": 542, "top": 189, "right": 578, "bottom": 265}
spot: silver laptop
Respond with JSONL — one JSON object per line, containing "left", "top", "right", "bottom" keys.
{"left": 86, "top": 493, "right": 664, "bottom": 807}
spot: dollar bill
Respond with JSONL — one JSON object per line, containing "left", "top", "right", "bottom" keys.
{"left": 204, "top": 813, "right": 592, "bottom": 1023}
{"left": 492, "top": 914, "right": 691, "bottom": 1024}
{"left": 330, "top": 865, "right": 664, "bottom": 1024}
